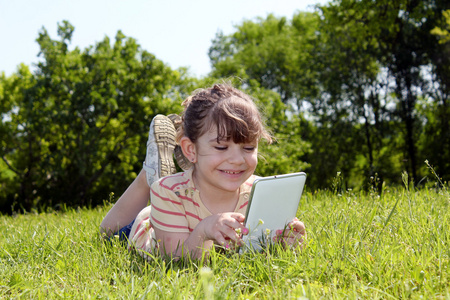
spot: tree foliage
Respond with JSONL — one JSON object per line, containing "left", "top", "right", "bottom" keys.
{"left": 0, "top": 21, "right": 187, "bottom": 212}
{"left": 0, "top": 21, "right": 309, "bottom": 213}
{"left": 209, "top": 0, "right": 450, "bottom": 188}
{"left": 2, "top": 0, "right": 450, "bottom": 212}
{"left": 209, "top": 13, "right": 320, "bottom": 105}
{"left": 318, "top": 0, "right": 450, "bottom": 184}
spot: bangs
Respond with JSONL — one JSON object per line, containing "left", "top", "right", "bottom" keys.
{"left": 204, "top": 96, "right": 263, "bottom": 144}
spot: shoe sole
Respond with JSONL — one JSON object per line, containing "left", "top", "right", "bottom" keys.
{"left": 153, "top": 115, "right": 177, "bottom": 177}
{"left": 174, "top": 145, "right": 193, "bottom": 170}
{"left": 167, "top": 114, "right": 193, "bottom": 171}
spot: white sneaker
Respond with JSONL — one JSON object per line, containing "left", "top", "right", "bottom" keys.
{"left": 142, "top": 115, "right": 177, "bottom": 187}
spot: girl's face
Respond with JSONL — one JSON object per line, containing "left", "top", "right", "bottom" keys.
{"left": 192, "top": 128, "right": 258, "bottom": 195}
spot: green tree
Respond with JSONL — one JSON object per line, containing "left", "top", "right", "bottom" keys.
{"left": 247, "top": 80, "right": 312, "bottom": 177}
{"left": 208, "top": 14, "right": 317, "bottom": 180}
{"left": 210, "top": 1, "right": 450, "bottom": 188}
{"left": 431, "top": 9, "right": 450, "bottom": 43}
{"left": 0, "top": 21, "right": 188, "bottom": 212}
{"left": 312, "top": 1, "right": 410, "bottom": 187}
{"left": 425, "top": 8, "right": 450, "bottom": 182}
{"left": 209, "top": 13, "right": 320, "bottom": 105}
{"left": 320, "top": 0, "right": 450, "bottom": 183}
{"left": 0, "top": 65, "right": 36, "bottom": 209}
{"left": 209, "top": 12, "right": 369, "bottom": 188}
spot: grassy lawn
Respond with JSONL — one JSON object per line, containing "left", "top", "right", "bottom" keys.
{"left": 1, "top": 181, "right": 449, "bottom": 299}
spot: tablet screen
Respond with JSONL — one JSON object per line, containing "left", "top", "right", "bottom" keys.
{"left": 241, "top": 172, "right": 306, "bottom": 252}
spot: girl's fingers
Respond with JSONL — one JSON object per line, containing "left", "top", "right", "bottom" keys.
{"left": 287, "top": 220, "right": 306, "bottom": 235}
{"left": 213, "top": 231, "right": 228, "bottom": 246}
{"left": 223, "top": 226, "right": 241, "bottom": 242}
{"left": 273, "top": 219, "right": 307, "bottom": 247}
{"left": 215, "top": 234, "right": 241, "bottom": 249}
{"left": 230, "top": 212, "right": 246, "bottom": 223}
{"left": 214, "top": 233, "right": 238, "bottom": 248}
{"left": 209, "top": 213, "right": 248, "bottom": 246}
{"left": 273, "top": 234, "right": 305, "bottom": 247}
{"left": 215, "top": 224, "right": 245, "bottom": 246}
{"left": 224, "top": 214, "right": 248, "bottom": 237}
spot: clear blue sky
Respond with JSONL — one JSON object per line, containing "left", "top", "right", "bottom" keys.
{"left": 0, "top": 0, "right": 327, "bottom": 78}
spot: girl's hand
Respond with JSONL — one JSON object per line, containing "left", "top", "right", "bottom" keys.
{"left": 153, "top": 212, "right": 248, "bottom": 258}
{"left": 200, "top": 212, "right": 249, "bottom": 249}
{"left": 273, "top": 217, "right": 306, "bottom": 249}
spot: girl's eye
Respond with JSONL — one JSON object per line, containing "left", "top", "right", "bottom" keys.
{"left": 214, "top": 146, "right": 227, "bottom": 151}
{"left": 244, "top": 146, "right": 256, "bottom": 152}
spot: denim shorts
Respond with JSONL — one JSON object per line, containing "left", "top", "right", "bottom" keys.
{"left": 116, "top": 219, "right": 135, "bottom": 241}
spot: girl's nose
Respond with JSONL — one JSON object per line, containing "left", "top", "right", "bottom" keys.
{"left": 228, "top": 148, "right": 246, "bottom": 164}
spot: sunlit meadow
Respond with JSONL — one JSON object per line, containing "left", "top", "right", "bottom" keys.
{"left": 1, "top": 172, "right": 449, "bottom": 299}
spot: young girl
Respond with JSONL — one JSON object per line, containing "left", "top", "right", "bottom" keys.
{"left": 100, "top": 83, "right": 306, "bottom": 259}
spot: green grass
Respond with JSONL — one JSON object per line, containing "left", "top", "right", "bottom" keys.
{"left": 0, "top": 183, "right": 449, "bottom": 299}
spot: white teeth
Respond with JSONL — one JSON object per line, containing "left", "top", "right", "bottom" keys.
{"left": 224, "top": 170, "right": 239, "bottom": 174}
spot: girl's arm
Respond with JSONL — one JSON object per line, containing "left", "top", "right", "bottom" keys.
{"left": 153, "top": 212, "right": 247, "bottom": 259}
{"left": 100, "top": 170, "right": 150, "bottom": 237}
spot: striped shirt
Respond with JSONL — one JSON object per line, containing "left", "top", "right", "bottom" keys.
{"left": 128, "top": 168, "right": 255, "bottom": 254}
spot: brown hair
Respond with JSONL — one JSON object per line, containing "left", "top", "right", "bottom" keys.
{"left": 176, "top": 84, "right": 272, "bottom": 145}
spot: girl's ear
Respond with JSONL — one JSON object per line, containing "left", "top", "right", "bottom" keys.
{"left": 179, "top": 136, "right": 197, "bottom": 163}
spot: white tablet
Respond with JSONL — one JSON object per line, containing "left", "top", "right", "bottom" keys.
{"left": 240, "top": 172, "right": 307, "bottom": 252}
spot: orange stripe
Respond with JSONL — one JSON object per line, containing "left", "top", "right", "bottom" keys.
{"left": 134, "top": 216, "right": 150, "bottom": 234}
{"left": 159, "top": 173, "right": 179, "bottom": 184}
{"left": 152, "top": 217, "right": 190, "bottom": 231}
{"left": 186, "top": 211, "right": 202, "bottom": 221}
{"left": 159, "top": 173, "right": 190, "bottom": 190}
{"left": 168, "top": 179, "right": 191, "bottom": 190}
{"left": 151, "top": 189, "right": 182, "bottom": 205}
{"left": 137, "top": 227, "right": 149, "bottom": 239}
{"left": 239, "top": 201, "right": 248, "bottom": 210}
{"left": 155, "top": 178, "right": 200, "bottom": 208}
{"left": 152, "top": 203, "right": 186, "bottom": 217}
{"left": 178, "top": 195, "right": 200, "bottom": 207}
